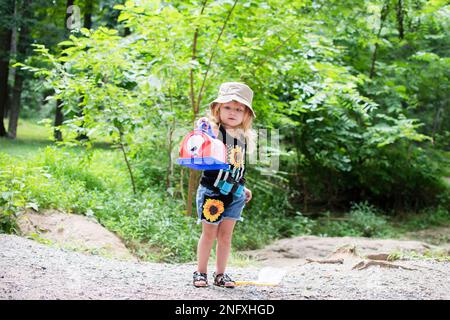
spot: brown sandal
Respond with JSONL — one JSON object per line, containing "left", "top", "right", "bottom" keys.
{"left": 193, "top": 271, "right": 208, "bottom": 287}
{"left": 213, "top": 272, "right": 235, "bottom": 288}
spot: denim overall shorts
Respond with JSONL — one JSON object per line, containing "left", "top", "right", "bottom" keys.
{"left": 196, "top": 184, "right": 246, "bottom": 225}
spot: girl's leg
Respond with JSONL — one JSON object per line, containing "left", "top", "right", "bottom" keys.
{"left": 196, "top": 222, "right": 218, "bottom": 274}
{"left": 215, "top": 219, "right": 236, "bottom": 275}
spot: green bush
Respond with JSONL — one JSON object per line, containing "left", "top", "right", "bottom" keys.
{"left": 0, "top": 148, "right": 109, "bottom": 232}
{"left": 347, "top": 202, "right": 390, "bottom": 237}
{"left": 313, "top": 201, "right": 392, "bottom": 238}
{"left": 395, "top": 206, "right": 450, "bottom": 231}
{"left": 130, "top": 125, "right": 170, "bottom": 192}
{"left": 350, "top": 144, "right": 449, "bottom": 212}
{"left": 93, "top": 189, "right": 200, "bottom": 263}
{"left": 39, "top": 147, "right": 107, "bottom": 192}
{"left": 233, "top": 179, "right": 316, "bottom": 251}
{"left": 0, "top": 153, "right": 37, "bottom": 233}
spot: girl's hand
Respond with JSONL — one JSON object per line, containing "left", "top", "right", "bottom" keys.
{"left": 244, "top": 187, "right": 252, "bottom": 204}
{"left": 197, "top": 117, "right": 209, "bottom": 127}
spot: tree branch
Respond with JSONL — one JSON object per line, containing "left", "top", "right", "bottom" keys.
{"left": 189, "top": 0, "right": 208, "bottom": 119}
{"left": 196, "top": 0, "right": 239, "bottom": 111}
{"left": 117, "top": 131, "right": 137, "bottom": 195}
{"left": 241, "top": 31, "right": 298, "bottom": 82}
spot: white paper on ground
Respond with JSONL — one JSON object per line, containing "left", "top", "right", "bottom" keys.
{"left": 256, "top": 267, "right": 287, "bottom": 285}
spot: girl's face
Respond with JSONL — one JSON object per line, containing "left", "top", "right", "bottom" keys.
{"left": 218, "top": 100, "right": 246, "bottom": 129}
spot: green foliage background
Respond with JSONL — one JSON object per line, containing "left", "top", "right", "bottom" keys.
{"left": 1, "top": 0, "right": 449, "bottom": 262}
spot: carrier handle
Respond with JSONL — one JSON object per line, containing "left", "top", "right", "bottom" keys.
{"left": 196, "top": 117, "right": 216, "bottom": 139}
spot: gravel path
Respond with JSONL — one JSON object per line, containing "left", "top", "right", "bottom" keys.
{"left": 1, "top": 234, "right": 449, "bottom": 300}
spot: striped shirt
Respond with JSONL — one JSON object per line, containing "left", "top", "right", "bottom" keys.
{"left": 200, "top": 124, "right": 247, "bottom": 190}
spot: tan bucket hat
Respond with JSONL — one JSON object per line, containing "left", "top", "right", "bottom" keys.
{"left": 209, "top": 82, "right": 256, "bottom": 118}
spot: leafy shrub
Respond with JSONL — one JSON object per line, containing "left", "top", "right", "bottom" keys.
{"left": 347, "top": 202, "right": 389, "bottom": 237}
{"left": 350, "top": 144, "right": 449, "bottom": 212}
{"left": 130, "top": 125, "right": 170, "bottom": 192}
{"left": 39, "top": 146, "right": 107, "bottom": 192}
{"left": 94, "top": 189, "right": 200, "bottom": 263}
{"left": 395, "top": 206, "right": 450, "bottom": 231}
{"left": 233, "top": 178, "right": 316, "bottom": 250}
{"left": 0, "top": 153, "right": 36, "bottom": 233}
{"left": 313, "top": 201, "right": 392, "bottom": 238}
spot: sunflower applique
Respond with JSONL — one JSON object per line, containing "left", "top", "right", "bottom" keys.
{"left": 229, "top": 145, "right": 244, "bottom": 168}
{"left": 203, "top": 199, "right": 225, "bottom": 222}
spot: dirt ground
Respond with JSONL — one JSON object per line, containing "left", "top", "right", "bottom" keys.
{"left": 1, "top": 210, "right": 450, "bottom": 300}
{"left": 241, "top": 234, "right": 450, "bottom": 268}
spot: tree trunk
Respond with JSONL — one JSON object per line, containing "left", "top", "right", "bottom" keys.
{"left": 166, "top": 78, "right": 175, "bottom": 190}
{"left": 0, "top": 29, "right": 12, "bottom": 137}
{"left": 8, "top": 0, "right": 31, "bottom": 139}
{"left": 180, "top": 167, "right": 185, "bottom": 202}
{"left": 166, "top": 125, "right": 174, "bottom": 189}
{"left": 0, "top": 0, "right": 14, "bottom": 137}
{"left": 396, "top": 0, "right": 405, "bottom": 39}
{"left": 76, "top": 0, "right": 93, "bottom": 142}
{"left": 431, "top": 106, "right": 442, "bottom": 145}
{"left": 84, "top": 0, "right": 93, "bottom": 30}
{"left": 5, "top": 1, "right": 17, "bottom": 121}
{"left": 369, "top": 1, "right": 390, "bottom": 79}
{"left": 54, "top": 99, "right": 63, "bottom": 141}
{"left": 185, "top": 0, "right": 208, "bottom": 216}
{"left": 118, "top": 132, "right": 137, "bottom": 195}
{"left": 187, "top": 169, "right": 200, "bottom": 215}
{"left": 7, "top": 70, "right": 23, "bottom": 138}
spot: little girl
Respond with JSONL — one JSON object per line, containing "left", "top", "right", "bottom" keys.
{"left": 193, "top": 82, "right": 256, "bottom": 288}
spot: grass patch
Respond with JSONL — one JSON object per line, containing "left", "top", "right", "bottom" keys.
{"left": 388, "top": 249, "right": 450, "bottom": 262}
{"left": 0, "top": 118, "right": 53, "bottom": 158}
{"left": 0, "top": 118, "right": 113, "bottom": 158}
{"left": 311, "top": 202, "right": 396, "bottom": 238}
{"left": 391, "top": 206, "right": 450, "bottom": 232}
{"left": 310, "top": 202, "right": 450, "bottom": 242}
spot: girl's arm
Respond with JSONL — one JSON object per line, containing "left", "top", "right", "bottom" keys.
{"left": 244, "top": 187, "right": 252, "bottom": 203}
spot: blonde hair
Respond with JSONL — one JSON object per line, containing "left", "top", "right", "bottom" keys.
{"left": 208, "top": 102, "right": 257, "bottom": 155}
